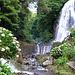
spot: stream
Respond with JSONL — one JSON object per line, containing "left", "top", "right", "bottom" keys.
{"left": 21, "top": 46, "right": 57, "bottom": 75}
{"left": 1, "top": 0, "right": 75, "bottom": 74}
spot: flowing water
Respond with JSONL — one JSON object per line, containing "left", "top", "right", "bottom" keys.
{"left": 54, "top": 0, "right": 75, "bottom": 42}
{"left": 28, "top": 1, "right": 38, "bottom": 13}
{"left": 36, "top": 0, "right": 75, "bottom": 54}
{"left": 1, "top": 0, "right": 75, "bottom": 75}
{"left": 36, "top": 42, "right": 53, "bottom": 55}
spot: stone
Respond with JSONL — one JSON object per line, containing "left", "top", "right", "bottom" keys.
{"left": 66, "top": 61, "right": 75, "bottom": 70}
{"left": 43, "top": 60, "right": 52, "bottom": 66}
{"left": 23, "top": 60, "right": 30, "bottom": 65}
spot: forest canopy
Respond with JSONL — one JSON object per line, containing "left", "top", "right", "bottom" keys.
{"left": 0, "top": 0, "right": 68, "bottom": 42}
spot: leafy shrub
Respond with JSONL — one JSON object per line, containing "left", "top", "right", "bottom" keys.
{"left": 50, "top": 47, "right": 62, "bottom": 59}
{"left": 0, "top": 61, "right": 13, "bottom": 75}
{"left": 55, "top": 57, "right": 69, "bottom": 66}
{"left": 61, "top": 46, "right": 74, "bottom": 59}
{"left": 0, "top": 27, "right": 21, "bottom": 59}
{"left": 50, "top": 43, "right": 74, "bottom": 59}
{"left": 74, "top": 46, "right": 75, "bottom": 61}
{"left": 71, "top": 30, "right": 75, "bottom": 37}
{"left": 62, "top": 40, "right": 66, "bottom": 43}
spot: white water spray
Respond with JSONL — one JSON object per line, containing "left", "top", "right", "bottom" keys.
{"left": 54, "top": 0, "right": 75, "bottom": 42}
{"left": 28, "top": 1, "right": 38, "bottom": 13}
{"left": 36, "top": 42, "right": 53, "bottom": 54}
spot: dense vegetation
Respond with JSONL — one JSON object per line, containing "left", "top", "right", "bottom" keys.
{"left": 0, "top": 0, "right": 68, "bottom": 42}
{"left": 31, "top": 0, "right": 68, "bottom": 42}
{"left": 0, "top": 0, "right": 75, "bottom": 75}
{"left": 0, "top": 27, "right": 21, "bottom": 74}
{"left": 0, "top": 0, "right": 32, "bottom": 42}
{"left": 50, "top": 28, "right": 75, "bottom": 74}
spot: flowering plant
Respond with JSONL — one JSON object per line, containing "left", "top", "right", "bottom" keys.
{"left": 50, "top": 43, "right": 72, "bottom": 59}
{"left": 0, "top": 27, "right": 21, "bottom": 58}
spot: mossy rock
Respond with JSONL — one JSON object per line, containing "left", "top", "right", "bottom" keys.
{"left": 52, "top": 42, "right": 62, "bottom": 49}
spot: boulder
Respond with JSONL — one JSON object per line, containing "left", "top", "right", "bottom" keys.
{"left": 66, "top": 61, "right": 75, "bottom": 70}
{"left": 23, "top": 60, "right": 30, "bottom": 65}
{"left": 43, "top": 60, "right": 52, "bottom": 66}
{"left": 52, "top": 42, "right": 62, "bottom": 48}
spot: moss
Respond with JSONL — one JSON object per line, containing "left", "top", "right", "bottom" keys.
{"left": 38, "top": 58, "right": 45, "bottom": 63}
{"left": 52, "top": 42, "right": 63, "bottom": 49}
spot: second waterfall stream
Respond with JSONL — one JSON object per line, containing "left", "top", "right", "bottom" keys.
{"left": 36, "top": 0, "right": 75, "bottom": 54}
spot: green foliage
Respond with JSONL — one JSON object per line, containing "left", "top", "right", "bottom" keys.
{"left": 0, "top": 0, "right": 33, "bottom": 42}
{"left": 55, "top": 63, "right": 72, "bottom": 75}
{"left": 62, "top": 40, "right": 66, "bottom": 43}
{"left": 0, "top": 61, "right": 13, "bottom": 75}
{"left": 64, "top": 64, "right": 70, "bottom": 70}
{"left": 31, "top": 0, "right": 68, "bottom": 42}
{"left": 74, "top": 46, "right": 75, "bottom": 61}
{"left": 38, "top": 58, "right": 45, "bottom": 63}
{"left": 50, "top": 47, "right": 62, "bottom": 59}
{"left": 71, "top": 30, "right": 75, "bottom": 37}
{"left": 50, "top": 43, "right": 74, "bottom": 59}
{"left": 61, "top": 46, "right": 74, "bottom": 59}
{"left": 0, "top": 27, "right": 21, "bottom": 59}
{"left": 56, "top": 69, "right": 70, "bottom": 75}
{"left": 0, "top": 0, "right": 21, "bottom": 30}
{"left": 69, "top": 27, "right": 75, "bottom": 32}
{"left": 55, "top": 57, "right": 69, "bottom": 66}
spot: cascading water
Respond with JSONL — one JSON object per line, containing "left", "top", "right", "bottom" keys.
{"left": 36, "top": 43, "right": 52, "bottom": 54}
{"left": 54, "top": 0, "right": 75, "bottom": 42}
{"left": 36, "top": 0, "right": 75, "bottom": 54}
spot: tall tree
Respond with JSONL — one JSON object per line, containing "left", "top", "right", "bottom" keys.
{"left": 0, "top": 0, "right": 21, "bottom": 31}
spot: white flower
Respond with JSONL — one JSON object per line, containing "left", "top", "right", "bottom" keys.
{"left": 16, "top": 55, "right": 19, "bottom": 58}
{"left": 16, "top": 46, "right": 18, "bottom": 49}
{"left": 7, "top": 66, "right": 10, "bottom": 68}
{"left": 0, "top": 40, "right": 2, "bottom": 42}
{"left": 12, "top": 42, "right": 16, "bottom": 44}
{"left": 13, "top": 37, "right": 17, "bottom": 39}
{"left": 17, "top": 44, "right": 20, "bottom": 47}
{"left": 6, "top": 47, "right": 10, "bottom": 50}
{"left": 1, "top": 34, "right": 5, "bottom": 37}
{"left": 17, "top": 48, "right": 21, "bottom": 51}
{"left": 9, "top": 33, "right": 13, "bottom": 36}
{"left": 16, "top": 41, "right": 19, "bottom": 43}
{"left": 6, "top": 29, "right": 8, "bottom": 31}
{"left": 1, "top": 48, "right": 5, "bottom": 51}
{"left": 3, "top": 28, "right": 6, "bottom": 30}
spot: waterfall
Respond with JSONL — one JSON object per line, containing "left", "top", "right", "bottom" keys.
{"left": 36, "top": 42, "right": 53, "bottom": 55}
{"left": 28, "top": 1, "right": 38, "bottom": 13}
{"left": 54, "top": 0, "right": 75, "bottom": 42}
{"left": 36, "top": 0, "right": 75, "bottom": 54}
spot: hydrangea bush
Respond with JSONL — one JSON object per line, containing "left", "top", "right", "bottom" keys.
{"left": 50, "top": 43, "right": 73, "bottom": 59}
{"left": 0, "top": 27, "right": 21, "bottom": 58}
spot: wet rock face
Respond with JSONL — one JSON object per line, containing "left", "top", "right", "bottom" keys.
{"left": 21, "top": 45, "right": 35, "bottom": 56}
